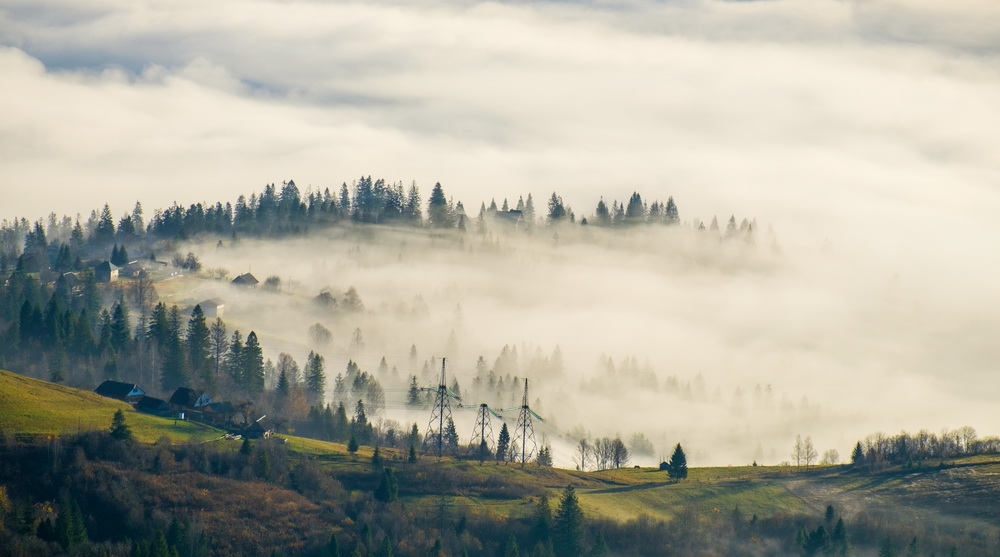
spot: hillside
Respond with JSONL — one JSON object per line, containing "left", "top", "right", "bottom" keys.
{"left": 0, "top": 369, "right": 221, "bottom": 443}
{"left": 3, "top": 370, "right": 1000, "bottom": 555}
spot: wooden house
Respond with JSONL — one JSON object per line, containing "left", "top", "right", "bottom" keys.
{"left": 168, "top": 387, "right": 213, "bottom": 414}
{"left": 231, "top": 273, "right": 259, "bottom": 288}
{"left": 94, "top": 380, "right": 146, "bottom": 404}
{"left": 199, "top": 298, "right": 225, "bottom": 318}
{"left": 246, "top": 416, "right": 276, "bottom": 439}
{"left": 94, "top": 261, "right": 119, "bottom": 283}
{"left": 135, "top": 395, "right": 171, "bottom": 416}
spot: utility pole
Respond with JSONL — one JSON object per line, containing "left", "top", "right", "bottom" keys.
{"left": 423, "top": 358, "right": 456, "bottom": 459}
{"left": 470, "top": 403, "right": 496, "bottom": 465}
{"left": 512, "top": 379, "right": 537, "bottom": 467}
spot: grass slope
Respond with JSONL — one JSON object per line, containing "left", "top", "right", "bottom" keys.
{"left": 0, "top": 369, "right": 221, "bottom": 443}
{"left": 3, "top": 367, "right": 1000, "bottom": 537}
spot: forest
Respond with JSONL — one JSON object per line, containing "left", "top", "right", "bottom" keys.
{"left": 1, "top": 178, "right": 999, "bottom": 556}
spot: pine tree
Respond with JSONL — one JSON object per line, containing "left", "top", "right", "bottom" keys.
{"left": 209, "top": 317, "right": 227, "bottom": 380}
{"left": 553, "top": 486, "right": 584, "bottom": 557}
{"left": 160, "top": 306, "right": 189, "bottom": 392}
{"left": 664, "top": 196, "right": 679, "bottom": 224}
{"left": 444, "top": 416, "right": 459, "bottom": 451}
{"left": 225, "top": 330, "right": 244, "bottom": 388}
{"left": 497, "top": 423, "right": 511, "bottom": 463}
{"left": 590, "top": 532, "right": 608, "bottom": 557}
{"left": 532, "top": 495, "right": 552, "bottom": 546}
{"left": 504, "top": 534, "right": 521, "bottom": 557}
{"left": 110, "top": 302, "right": 131, "bottom": 353}
{"left": 55, "top": 497, "right": 87, "bottom": 550}
{"left": 851, "top": 442, "right": 865, "bottom": 468}
{"left": 187, "top": 304, "right": 212, "bottom": 390}
{"left": 347, "top": 434, "right": 359, "bottom": 454}
{"left": 109, "top": 409, "right": 133, "bottom": 442}
{"left": 243, "top": 331, "right": 265, "bottom": 395}
{"left": 668, "top": 443, "right": 688, "bottom": 480}
{"left": 407, "top": 375, "right": 421, "bottom": 406}
{"left": 427, "top": 183, "right": 453, "bottom": 228}
{"left": 373, "top": 468, "right": 398, "bottom": 502}
{"left": 305, "top": 351, "right": 326, "bottom": 404}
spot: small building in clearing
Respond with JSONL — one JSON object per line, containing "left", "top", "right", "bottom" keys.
{"left": 94, "top": 380, "right": 146, "bottom": 404}
{"left": 199, "top": 298, "right": 225, "bottom": 318}
{"left": 231, "top": 273, "right": 259, "bottom": 288}
{"left": 135, "top": 395, "right": 171, "bottom": 416}
{"left": 94, "top": 261, "right": 119, "bottom": 283}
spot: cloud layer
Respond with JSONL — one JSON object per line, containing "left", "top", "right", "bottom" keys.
{"left": 2, "top": 0, "right": 999, "bottom": 463}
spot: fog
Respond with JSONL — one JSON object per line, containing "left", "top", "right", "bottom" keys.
{"left": 152, "top": 217, "right": 998, "bottom": 467}
{"left": 2, "top": 0, "right": 1000, "bottom": 466}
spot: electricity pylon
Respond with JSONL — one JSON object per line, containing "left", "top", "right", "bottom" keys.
{"left": 422, "top": 358, "right": 460, "bottom": 459}
{"left": 467, "top": 403, "right": 500, "bottom": 464}
{"left": 502, "top": 379, "right": 543, "bottom": 467}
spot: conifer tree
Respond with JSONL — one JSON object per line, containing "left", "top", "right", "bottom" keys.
{"left": 225, "top": 330, "right": 244, "bottom": 388}
{"left": 497, "top": 422, "right": 511, "bottom": 463}
{"left": 668, "top": 443, "right": 688, "bottom": 480}
{"left": 109, "top": 409, "right": 133, "bottom": 442}
{"left": 407, "top": 375, "right": 421, "bottom": 406}
{"left": 427, "top": 183, "right": 453, "bottom": 228}
{"left": 306, "top": 351, "right": 326, "bottom": 404}
{"left": 187, "top": 304, "right": 212, "bottom": 390}
{"left": 553, "top": 486, "right": 584, "bottom": 557}
{"left": 160, "top": 306, "right": 189, "bottom": 392}
{"left": 373, "top": 468, "right": 398, "bottom": 503}
{"left": 243, "top": 331, "right": 265, "bottom": 395}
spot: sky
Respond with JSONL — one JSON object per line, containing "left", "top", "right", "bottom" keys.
{"left": 2, "top": 0, "right": 1000, "bottom": 465}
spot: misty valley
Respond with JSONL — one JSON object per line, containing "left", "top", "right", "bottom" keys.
{"left": 1, "top": 179, "right": 998, "bottom": 556}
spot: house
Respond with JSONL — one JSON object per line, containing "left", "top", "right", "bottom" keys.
{"left": 231, "top": 273, "right": 259, "bottom": 288}
{"left": 246, "top": 416, "right": 276, "bottom": 439}
{"left": 202, "top": 401, "right": 236, "bottom": 425}
{"left": 135, "top": 395, "right": 171, "bottom": 416}
{"left": 94, "top": 380, "right": 146, "bottom": 404}
{"left": 168, "top": 387, "right": 213, "bottom": 413}
{"left": 60, "top": 272, "right": 82, "bottom": 289}
{"left": 493, "top": 209, "right": 524, "bottom": 228}
{"left": 199, "top": 298, "right": 225, "bottom": 318}
{"left": 94, "top": 261, "right": 119, "bottom": 283}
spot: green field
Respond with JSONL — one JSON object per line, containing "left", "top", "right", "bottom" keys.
{"left": 3, "top": 366, "right": 1000, "bottom": 538}
{"left": 0, "top": 369, "right": 222, "bottom": 443}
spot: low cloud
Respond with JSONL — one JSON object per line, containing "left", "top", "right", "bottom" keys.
{"left": 2, "top": 0, "right": 999, "bottom": 464}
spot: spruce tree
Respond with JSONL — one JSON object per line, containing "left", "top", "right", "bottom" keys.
{"left": 225, "top": 330, "right": 244, "bottom": 388}
{"left": 497, "top": 422, "right": 511, "bottom": 463}
{"left": 553, "top": 485, "right": 584, "bottom": 557}
{"left": 109, "top": 409, "right": 133, "bottom": 442}
{"left": 668, "top": 443, "right": 688, "bottom": 480}
{"left": 427, "top": 182, "right": 453, "bottom": 228}
{"left": 187, "top": 304, "right": 212, "bottom": 390}
{"left": 373, "top": 468, "right": 398, "bottom": 503}
{"left": 590, "top": 532, "right": 608, "bottom": 557}
{"left": 243, "top": 331, "right": 265, "bottom": 395}
{"left": 306, "top": 351, "right": 326, "bottom": 404}
{"left": 407, "top": 375, "right": 421, "bottom": 406}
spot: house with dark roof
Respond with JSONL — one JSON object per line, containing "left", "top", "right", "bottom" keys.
{"left": 94, "top": 380, "right": 146, "bottom": 404}
{"left": 168, "top": 387, "right": 213, "bottom": 413}
{"left": 203, "top": 401, "right": 236, "bottom": 425}
{"left": 199, "top": 298, "right": 225, "bottom": 318}
{"left": 135, "top": 395, "right": 171, "bottom": 416}
{"left": 231, "top": 273, "right": 259, "bottom": 288}
{"left": 246, "top": 416, "right": 276, "bottom": 439}
{"left": 94, "top": 261, "right": 119, "bottom": 283}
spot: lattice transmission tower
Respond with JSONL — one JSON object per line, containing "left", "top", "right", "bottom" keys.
{"left": 422, "top": 358, "right": 460, "bottom": 459}
{"left": 506, "top": 378, "right": 542, "bottom": 467}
